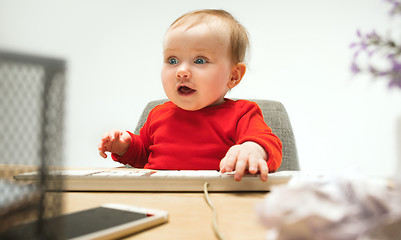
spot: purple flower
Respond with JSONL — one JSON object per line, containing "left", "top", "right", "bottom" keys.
{"left": 384, "top": 0, "right": 401, "bottom": 15}
{"left": 351, "top": 62, "right": 361, "bottom": 74}
{"left": 391, "top": 58, "right": 401, "bottom": 71}
{"left": 350, "top": 0, "right": 401, "bottom": 89}
{"left": 389, "top": 59, "right": 401, "bottom": 87}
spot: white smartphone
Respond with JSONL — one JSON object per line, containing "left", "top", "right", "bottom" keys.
{"left": 64, "top": 203, "right": 168, "bottom": 240}
{"left": 2, "top": 203, "right": 168, "bottom": 240}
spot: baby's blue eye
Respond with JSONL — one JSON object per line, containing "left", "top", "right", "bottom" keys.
{"left": 194, "top": 58, "right": 207, "bottom": 64}
{"left": 168, "top": 58, "right": 179, "bottom": 65}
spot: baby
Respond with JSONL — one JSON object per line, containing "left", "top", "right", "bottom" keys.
{"left": 98, "top": 9, "right": 282, "bottom": 181}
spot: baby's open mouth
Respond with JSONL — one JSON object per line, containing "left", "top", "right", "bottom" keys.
{"left": 178, "top": 86, "right": 196, "bottom": 95}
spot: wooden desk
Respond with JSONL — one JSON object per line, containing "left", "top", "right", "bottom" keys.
{"left": 63, "top": 191, "right": 267, "bottom": 240}
{"left": 1, "top": 165, "right": 269, "bottom": 240}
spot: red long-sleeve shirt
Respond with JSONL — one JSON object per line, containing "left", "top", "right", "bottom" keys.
{"left": 112, "top": 99, "right": 282, "bottom": 171}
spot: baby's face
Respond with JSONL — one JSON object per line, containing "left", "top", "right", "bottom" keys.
{"left": 161, "top": 22, "right": 234, "bottom": 111}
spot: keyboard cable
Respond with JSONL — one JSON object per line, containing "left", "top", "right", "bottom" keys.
{"left": 203, "top": 182, "right": 226, "bottom": 240}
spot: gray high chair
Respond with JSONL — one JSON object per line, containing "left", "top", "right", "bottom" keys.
{"left": 133, "top": 99, "right": 300, "bottom": 171}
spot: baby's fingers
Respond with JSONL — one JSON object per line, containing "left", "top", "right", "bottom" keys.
{"left": 220, "top": 145, "right": 240, "bottom": 173}
{"left": 247, "top": 154, "right": 260, "bottom": 174}
{"left": 110, "top": 129, "right": 122, "bottom": 142}
{"left": 233, "top": 150, "right": 249, "bottom": 181}
{"left": 258, "top": 160, "right": 269, "bottom": 182}
{"left": 98, "top": 130, "right": 119, "bottom": 158}
{"left": 99, "top": 150, "right": 108, "bottom": 158}
{"left": 98, "top": 140, "right": 108, "bottom": 158}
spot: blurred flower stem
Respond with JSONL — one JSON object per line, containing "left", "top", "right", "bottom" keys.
{"left": 350, "top": 0, "right": 401, "bottom": 89}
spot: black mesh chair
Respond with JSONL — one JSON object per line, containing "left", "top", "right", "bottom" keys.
{"left": 134, "top": 99, "right": 300, "bottom": 171}
{"left": 0, "top": 51, "right": 66, "bottom": 239}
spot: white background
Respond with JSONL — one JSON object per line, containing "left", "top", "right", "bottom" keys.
{"left": 1, "top": 0, "right": 400, "bottom": 177}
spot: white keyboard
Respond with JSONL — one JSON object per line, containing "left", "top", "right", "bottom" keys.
{"left": 14, "top": 169, "right": 298, "bottom": 192}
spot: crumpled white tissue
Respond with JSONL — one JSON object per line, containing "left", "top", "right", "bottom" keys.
{"left": 256, "top": 172, "right": 401, "bottom": 240}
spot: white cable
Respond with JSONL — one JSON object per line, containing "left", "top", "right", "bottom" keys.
{"left": 203, "top": 182, "right": 226, "bottom": 240}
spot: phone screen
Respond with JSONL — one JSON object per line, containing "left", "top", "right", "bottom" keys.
{"left": 62, "top": 207, "right": 149, "bottom": 239}
{"left": 2, "top": 207, "right": 150, "bottom": 239}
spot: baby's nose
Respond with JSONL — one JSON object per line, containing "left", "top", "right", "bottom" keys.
{"left": 176, "top": 66, "right": 191, "bottom": 79}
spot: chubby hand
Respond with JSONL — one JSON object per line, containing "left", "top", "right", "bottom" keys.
{"left": 98, "top": 129, "right": 131, "bottom": 158}
{"left": 220, "top": 141, "right": 268, "bottom": 182}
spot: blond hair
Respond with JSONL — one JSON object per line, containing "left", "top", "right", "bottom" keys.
{"left": 168, "top": 9, "right": 249, "bottom": 64}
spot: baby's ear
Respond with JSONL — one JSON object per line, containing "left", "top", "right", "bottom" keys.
{"left": 228, "top": 63, "right": 246, "bottom": 89}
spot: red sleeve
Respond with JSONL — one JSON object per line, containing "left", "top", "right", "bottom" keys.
{"left": 235, "top": 101, "right": 283, "bottom": 172}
